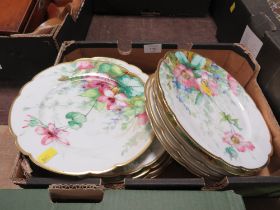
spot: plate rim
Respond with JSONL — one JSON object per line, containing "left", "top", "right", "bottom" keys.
{"left": 155, "top": 50, "right": 273, "bottom": 172}
{"left": 9, "top": 57, "right": 154, "bottom": 176}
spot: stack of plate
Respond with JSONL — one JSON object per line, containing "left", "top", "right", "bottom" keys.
{"left": 145, "top": 50, "right": 272, "bottom": 180}
{"left": 9, "top": 57, "right": 170, "bottom": 182}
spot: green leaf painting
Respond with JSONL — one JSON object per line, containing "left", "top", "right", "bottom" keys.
{"left": 80, "top": 88, "right": 100, "bottom": 99}
{"left": 175, "top": 51, "right": 189, "bottom": 67}
{"left": 221, "top": 112, "right": 242, "bottom": 131}
{"left": 65, "top": 112, "right": 87, "bottom": 130}
{"left": 195, "top": 92, "right": 203, "bottom": 105}
{"left": 27, "top": 116, "right": 41, "bottom": 127}
{"left": 98, "top": 63, "right": 125, "bottom": 77}
{"left": 225, "top": 146, "right": 238, "bottom": 160}
{"left": 98, "top": 63, "right": 111, "bottom": 74}
{"left": 190, "top": 54, "right": 206, "bottom": 69}
{"left": 117, "top": 75, "right": 144, "bottom": 98}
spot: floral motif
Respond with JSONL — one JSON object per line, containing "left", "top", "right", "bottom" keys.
{"left": 164, "top": 51, "right": 256, "bottom": 160}
{"left": 136, "top": 112, "right": 149, "bottom": 126}
{"left": 82, "top": 76, "right": 117, "bottom": 91}
{"left": 23, "top": 115, "right": 70, "bottom": 146}
{"left": 35, "top": 123, "right": 69, "bottom": 146}
{"left": 197, "top": 72, "right": 218, "bottom": 96}
{"left": 23, "top": 60, "right": 148, "bottom": 152}
{"left": 97, "top": 88, "right": 128, "bottom": 111}
{"left": 223, "top": 131, "right": 255, "bottom": 153}
{"left": 173, "top": 64, "right": 199, "bottom": 91}
{"left": 76, "top": 60, "right": 94, "bottom": 70}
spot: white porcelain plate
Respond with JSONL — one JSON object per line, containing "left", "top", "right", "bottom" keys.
{"left": 10, "top": 57, "right": 153, "bottom": 175}
{"left": 158, "top": 51, "right": 271, "bottom": 170}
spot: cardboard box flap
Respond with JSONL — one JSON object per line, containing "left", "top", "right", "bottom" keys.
{"left": 54, "top": 0, "right": 93, "bottom": 47}
{"left": 49, "top": 184, "right": 104, "bottom": 202}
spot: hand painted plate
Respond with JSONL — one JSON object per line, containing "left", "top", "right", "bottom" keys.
{"left": 10, "top": 57, "right": 153, "bottom": 175}
{"left": 146, "top": 75, "right": 223, "bottom": 178}
{"left": 157, "top": 50, "right": 272, "bottom": 171}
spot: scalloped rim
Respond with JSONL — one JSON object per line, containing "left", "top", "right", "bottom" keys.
{"left": 154, "top": 50, "right": 273, "bottom": 173}
{"left": 9, "top": 57, "right": 154, "bottom": 176}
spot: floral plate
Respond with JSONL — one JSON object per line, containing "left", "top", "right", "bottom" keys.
{"left": 146, "top": 75, "right": 221, "bottom": 178}
{"left": 157, "top": 50, "right": 272, "bottom": 172}
{"left": 10, "top": 57, "right": 153, "bottom": 175}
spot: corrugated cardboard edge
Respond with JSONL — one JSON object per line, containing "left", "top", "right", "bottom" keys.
{"left": 49, "top": 184, "right": 104, "bottom": 202}
{"left": 54, "top": 40, "right": 76, "bottom": 64}
{"left": 20, "top": 156, "right": 33, "bottom": 179}
{"left": 10, "top": 154, "right": 27, "bottom": 185}
{"left": 10, "top": 27, "right": 57, "bottom": 38}
{"left": 202, "top": 177, "right": 229, "bottom": 191}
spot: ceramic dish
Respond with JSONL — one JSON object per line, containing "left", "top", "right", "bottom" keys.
{"left": 145, "top": 76, "right": 204, "bottom": 177}
{"left": 10, "top": 57, "right": 153, "bottom": 175}
{"left": 149, "top": 75, "right": 225, "bottom": 179}
{"left": 157, "top": 50, "right": 272, "bottom": 172}
{"left": 152, "top": 72, "right": 233, "bottom": 178}
{"left": 103, "top": 136, "right": 166, "bottom": 177}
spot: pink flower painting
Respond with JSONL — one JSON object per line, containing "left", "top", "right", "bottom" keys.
{"left": 83, "top": 76, "right": 117, "bottom": 92}
{"left": 76, "top": 61, "right": 94, "bottom": 70}
{"left": 223, "top": 131, "right": 255, "bottom": 152}
{"left": 198, "top": 72, "right": 218, "bottom": 96}
{"left": 98, "top": 89, "right": 128, "bottom": 111}
{"left": 136, "top": 112, "right": 149, "bottom": 125}
{"left": 173, "top": 64, "right": 199, "bottom": 90}
{"left": 35, "top": 123, "right": 69, "bottom": 146}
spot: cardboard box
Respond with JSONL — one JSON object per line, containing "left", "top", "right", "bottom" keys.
{"left": 0, "top": 0, "right": 92, "bottom": 84}
{"left": 10, "top": 41, "right": 280, "bottom": 197}
{"left": 210, "top": 0, "right": 280, "bottom": 123}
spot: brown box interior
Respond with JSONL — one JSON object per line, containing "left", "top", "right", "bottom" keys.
{"left": 10, "top": 43, "right": 280, "bottom": 194}
{"left": 58, "top": 44, "right": 280, "bottom": 175}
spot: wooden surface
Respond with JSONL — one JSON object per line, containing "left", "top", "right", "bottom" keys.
{"left": 0, "top": 126, "right": 19, "bottom": 189}
{"left": 0, "top": 0, "right": 34, "bottom": 34}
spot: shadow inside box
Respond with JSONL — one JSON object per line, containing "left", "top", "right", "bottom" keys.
{"left": 12, "top": 154, "right": 204, "bottom": 189}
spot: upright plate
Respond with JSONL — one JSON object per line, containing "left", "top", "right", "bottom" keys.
{"left": 157, "top": 50, "right": 271, "bottom": 171}
{"left": 10, "top": 57, "right": 153, "bottom": 175}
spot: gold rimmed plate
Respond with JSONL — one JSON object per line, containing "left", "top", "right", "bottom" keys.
{"left": 156, "top": 50, "right": 272, "bottom": 174}
{"left": 9, "top": 57, "right": 154, "bottom": 176}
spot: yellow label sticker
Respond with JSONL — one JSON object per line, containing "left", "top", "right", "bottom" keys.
{"left": 230, "top": 1, "right": 236, "bottom": 13}
{"left": 37, "top": 147, "right": 58, "bottom": 164}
